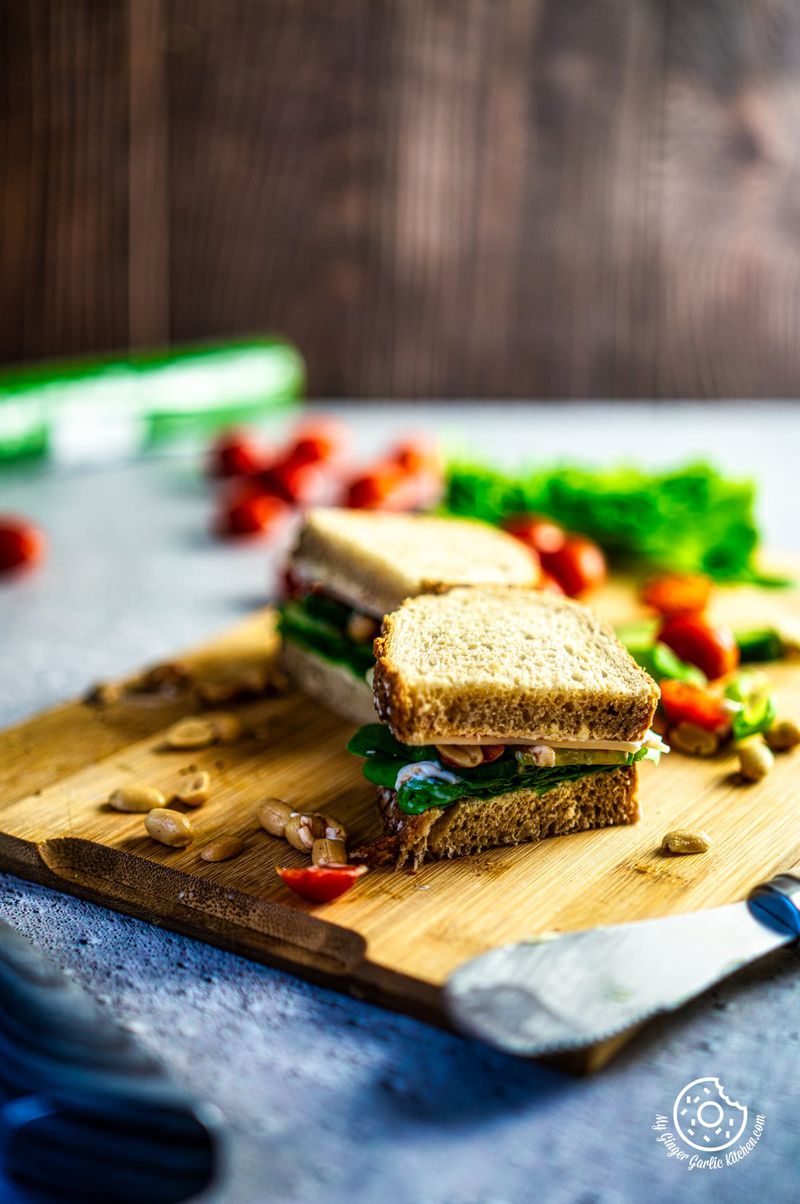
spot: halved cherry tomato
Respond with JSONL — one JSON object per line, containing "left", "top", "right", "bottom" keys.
{"left": 659, "top": 680, "right": 730, "bottom": 733}
{"left": 217, "top": 491, "right": 289, "bottom": 538}
{"left": 659, "top": 615, "right": 739, "bottom": 681}
{"left": 277, "top": 864, "right": 367, "bottom": 902}
{"left": 641, "top": 573, "right": 713, "bottom": 618}
{"left": 541, "top": 536, "right": 607, "bottom": 597}
{"left": 284, "top": 417, "right": 350, "bottom": 466}
{"left": 0, "top": 516, "right": 45, "bottom": 575}
{"left": 480, "top": 744, "right": 505, "bottom": 764}
{"left": 208, "top": 430, "right": 269, "bottom": 478}
{"left": 503, "top": 514, "right": 566, "bottom": 556}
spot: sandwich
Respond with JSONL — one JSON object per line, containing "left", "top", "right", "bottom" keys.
{"left": 347, "top": 587, "right": 664, "bottom": 866}
{"left": 278, "top": 508, "right": 540, "bottom": 724}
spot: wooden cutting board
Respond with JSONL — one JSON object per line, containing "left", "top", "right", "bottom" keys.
{"left": 2, "top": 576, "right": 799, "bottom": 1070}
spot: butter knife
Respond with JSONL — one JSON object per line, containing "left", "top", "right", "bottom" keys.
{"left": 445, "top": 871, "right": 800, "bottom": 1059}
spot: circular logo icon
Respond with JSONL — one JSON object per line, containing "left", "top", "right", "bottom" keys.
{"left": 673, "top": 1077, "right": 748, "bottom": 1152}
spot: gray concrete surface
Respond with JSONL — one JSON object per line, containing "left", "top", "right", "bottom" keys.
{"left": 1, "top": 401, "right": 799, "bottom": 1204}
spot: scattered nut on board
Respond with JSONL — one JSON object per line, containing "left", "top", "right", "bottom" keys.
{"left": 285, "top": 812, "right": 327, "bottom": 852}
{"left": 193, "top": 660, "right": 270, "bottom": 704}
{"left": 737, "top": 737, "right": 774, "bottom": 781}
{"left": 206, "top": 712, "right": 243, "bottom": 744}
{"left": 257, "top": 797, "right": 293, "bottom": 837}
{"left": 662, "top": 829, "right": 711, "bottom": 855}
{"left": 145, "top": 809, "right": 194, "bottom": 848}
{"left": 165, "top": 717, "right": 217, "bottom": 750}
{"left": 324, "top": 815, "right": 348, "bottom": 842}
{"left": 199, "top": 835, "right": 244, "bottom": 862}
{"left": 174, "top": 770, "right": 211, "bottom": 807}
{"left": 766, "top": 719, "right": 800, "bottom": 753}
{"left": 668, "top": 722, "right": 719, "bottom": 758}
{"left": 312, "top": 838, "right": 348, "bottom": 866}
{"left": 109, "top": 784, "right": 167, "bottom": 813}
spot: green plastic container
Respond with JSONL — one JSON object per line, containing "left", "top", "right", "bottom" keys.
{"left": 0, "top": 338, "right": 304, "bottom": 466}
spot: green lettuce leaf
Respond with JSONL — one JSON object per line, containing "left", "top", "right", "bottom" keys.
{"left": 445, "top": 459, "right": 760, "bottom": 580}
{"left": 279, "top": 596, "right": 374, "bottom": 679}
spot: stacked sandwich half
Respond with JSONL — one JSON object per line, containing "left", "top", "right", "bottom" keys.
{"left": 348, "top": 588, "right": 663, "bottom": 866}
{"left": 279, "top": 508, "right": 541, "bottom": 725}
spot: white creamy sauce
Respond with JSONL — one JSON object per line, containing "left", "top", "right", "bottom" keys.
{"left": 394, "top": 761, "right": 461, "bottom": 790}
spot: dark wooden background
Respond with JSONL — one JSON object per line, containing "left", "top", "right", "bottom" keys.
{"left": 3, "top": 0, "right": 800, "bottom": 398}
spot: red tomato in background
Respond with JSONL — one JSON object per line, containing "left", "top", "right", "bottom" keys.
{"left": 277, "top": 864, "right": 367, "bottom": 903}
{"left": 658, "top": 615, "right": 739, "bottom": 681}
{"left": 345, "top": 462, "right": 423, "bottom": 510}
{"left": 641, "top": 573, "right": 713, "bottom": 618}
{"left": 503, "top": 514, "right": 566, "bottom": 556}
{"left": 285, "top": 416, "right": 350, "bottom": 466}
{"left": 208, "top": 430, "right": 269, "bottom": 478}
{"left": 541, "top": 536, "right": 607, "bottom": 597}
{"left": 389, "top": 435, "right": 441, "bottom": 477}
{"left": 660, "top": 680, "right": 730, "bottom": 733}
{"left": 0, "top": 516, "right": 45, "bottom": 575}
{"left": 262, "top": 457, "right": 329, "bottom": 506}
{"left": 217, "top": 491, "right": 289, "bottom": 538}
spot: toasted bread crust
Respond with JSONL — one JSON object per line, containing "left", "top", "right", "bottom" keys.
{"left": 353, "top": 766, "right": 638, "bottom": 868}
{"left": 373, "top": 587, "right": 659, "bottom": 744}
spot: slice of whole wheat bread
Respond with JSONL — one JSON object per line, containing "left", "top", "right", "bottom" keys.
{"left": 280, "top": 640, "right": 377, "bottom": 726}
{"left": 373, "top": 587, "right": 659, "bottom": 744}
{"left": 291, "top": 508, "right": 540, "bottom": 616}
{"left": 353, "top": 766, "right": 638, "bottom": 867}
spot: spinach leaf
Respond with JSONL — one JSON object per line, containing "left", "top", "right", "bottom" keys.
{"left": 346, "top": 724, "right": 434, "bottom": 761}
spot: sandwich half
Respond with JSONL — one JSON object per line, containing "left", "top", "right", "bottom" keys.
{"left": 279, "top": 508, "right": 540, "bottom": 725}
{"left": 348, "top": 587, "right": 663, "bottom": 866}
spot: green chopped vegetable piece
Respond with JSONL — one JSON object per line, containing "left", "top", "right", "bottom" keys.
{"left": 445, "top": 459, "right": 760, "bottom": 581}
{"left": 724, "top": 671, "right": 778, "bottom": 740}
{"left": 616, "top": 624, "right": 707, "bottom": 686}
{"left": 735, "top": 628, "right": 785, "bottom": 663}
{"left": 731, "top": 694, "right": 777, "bottom": 741}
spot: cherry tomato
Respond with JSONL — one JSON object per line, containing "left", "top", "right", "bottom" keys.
{"left": 660, "top": 680, "right": 730, "bottom": 733}
{"left": 285, "top": 416, "right": 350, "bottom": 466}
{"left": 217, "top": 491, "right": 289, "bottom": 538}
{"left": 641, "top": 573, "right": 713, "bottom": 618}
{"left": 503, "top": 514, "right": 566, "bottom": 556}
{"left": 277, "top": 864, "right": 367, "bottom": 903}
{"left": 659, "top": 615, "right": 739, "bottom": 681}
{"left": 389, "top": 435, "right": 441, "bottom": 477}
{"left": 345, "top": 462, "right": 423, "bottom": 510}
{"left": 208, "top": 430, "right": 268, "bottom": 478}
{"left": 537, "top": 571, "right": 564, "bottom": 595}
{"left": 0, "top": 516, "right": 45, "bottom": 575}
{"left": 541, "top": 536, "right": 607, "bottom": 597}
{"left": 262, "top": 457, "right": 329, "bottom": 506}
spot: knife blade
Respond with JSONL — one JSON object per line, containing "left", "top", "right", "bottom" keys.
{"left": 445, "top": 872, "right": 800, "bottom": 1058}
{"left": 0, "top": 918, "right": 219, "bottom": 1203}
